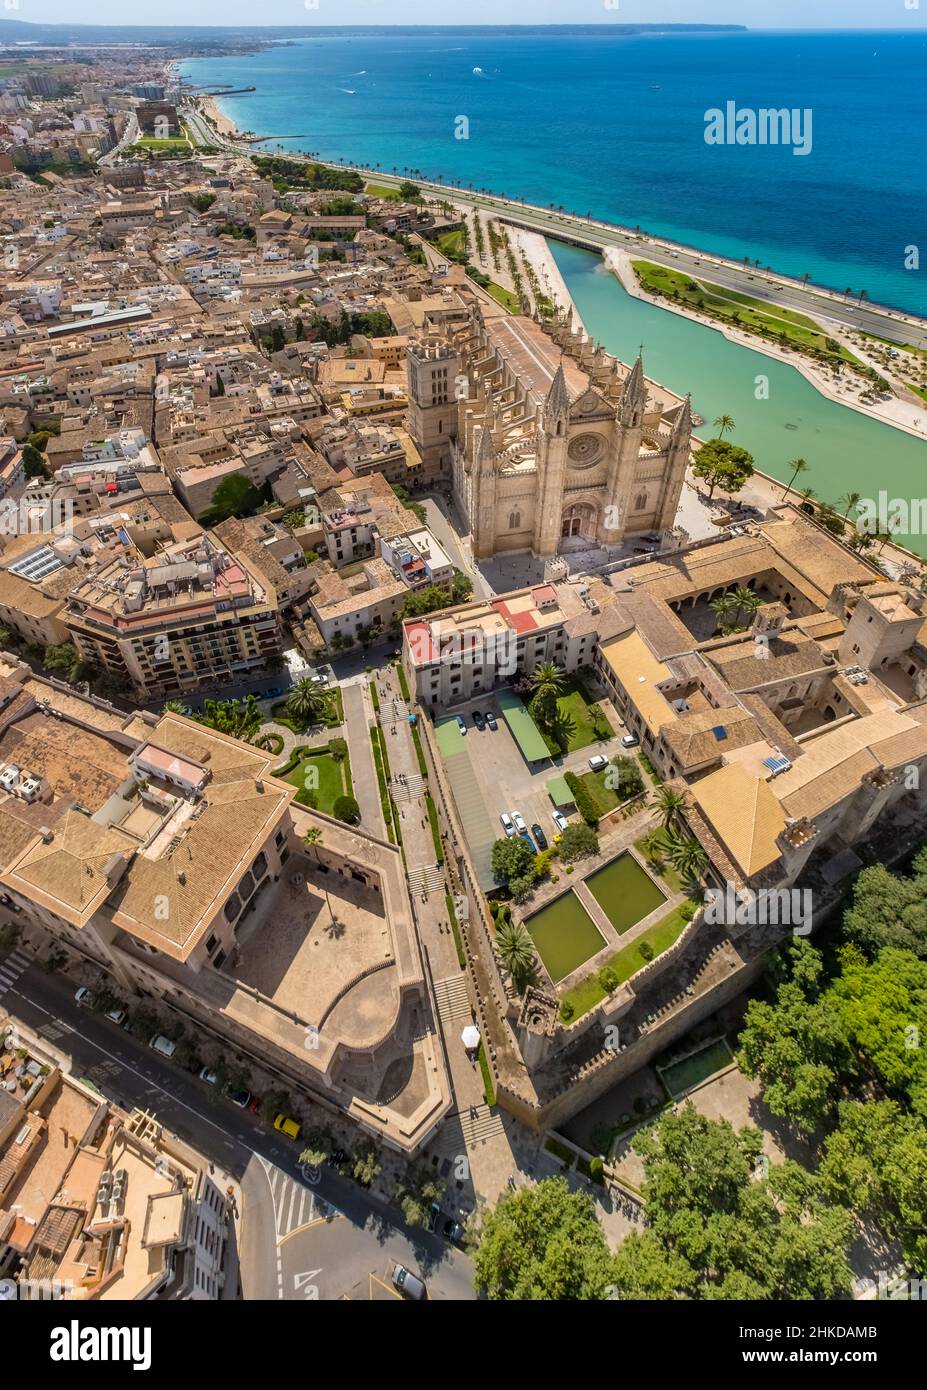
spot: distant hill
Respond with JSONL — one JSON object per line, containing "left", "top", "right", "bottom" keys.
{"left": 0, "top": 18, "right": 748, "bottom": 48}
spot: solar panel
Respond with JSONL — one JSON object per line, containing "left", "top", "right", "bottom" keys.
{"left": 711, "top": 725, "right": 728, "bottom": 741}
{"left": 762, "top": 755, "right": 792, "bottom": 775}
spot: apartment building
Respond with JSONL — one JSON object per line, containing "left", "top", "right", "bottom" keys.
{"left": 65, "top": 532, "right": 283, "bottom": 701}
{"left": 0, "top": 1045, "right": 232, "bottom": 1301}
{"left": 403, "top": 576, "right": 602, "bottom": 709}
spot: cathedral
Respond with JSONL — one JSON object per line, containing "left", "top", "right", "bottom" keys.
{"left": 407, "top": 303, "right": 693, "bottom": 561}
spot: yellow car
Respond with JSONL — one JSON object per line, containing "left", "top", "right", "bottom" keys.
{"left": 274, "top": 1114, "right": 301, "bottom": 1141}
{"left": 553, "top": 833, "right": 562, "bottom": 845}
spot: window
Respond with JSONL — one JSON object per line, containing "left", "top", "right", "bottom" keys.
{"left": 508, "top": 511, "right": 520, "bottom": 530}
{"left": 634, "top": 493, "right": 647, "bottom": 512}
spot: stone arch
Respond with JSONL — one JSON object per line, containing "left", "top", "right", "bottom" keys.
{"left": 509, "top": 510, "right": 521, "bottom": 530}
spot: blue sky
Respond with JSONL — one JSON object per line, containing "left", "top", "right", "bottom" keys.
{"left": 16, "top": 1, "right": 927, "bottom": 30}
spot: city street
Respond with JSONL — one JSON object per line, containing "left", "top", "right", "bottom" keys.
{"left": 0, "top": 952, "right": 476, "bottom": 1301}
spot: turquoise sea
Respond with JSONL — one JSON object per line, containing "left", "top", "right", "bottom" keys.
{"left": 180, "top": 27, "right": 927, "bottom": 315}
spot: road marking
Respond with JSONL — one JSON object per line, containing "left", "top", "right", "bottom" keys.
{"left": 279, "top": 1212, "right": 343, "bottom": 1247}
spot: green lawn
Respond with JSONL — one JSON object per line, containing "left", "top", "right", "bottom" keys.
{"left": 276, "top": 749, "right": 347, "bottom": 814}
{"left": 560, "top": 901, "right": 695, "bottom": 1020}
{"left": 365, "top": 181, "right": 401, "bottom": 199}
{"left": 633, "top": 260, "right": 862, "bottom": 369}
{"left": 556, "top": 688, "right": 599, "bottom": 752}
{"left": 486, "top": 282, "right": 521, "bottom": 313}
{"left": 133, "top": 136, "right": 191, "bottom": 152}
{"left": 575, "top": 768, "right": 620, "bottom": 818}
{"left": 634, "top": 833, "right": 685, "bottom": 894}
{"left": 435, "top": 229, "right": 467, "bottom": 260}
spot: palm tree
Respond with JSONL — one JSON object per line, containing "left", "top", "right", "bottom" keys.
{"left": 839, "top": 491, "right": 862, "bottom": 518}
{"left": 798, "top": 486, "right": 818, "bottom": 513}
{"left": 652, "top": 785, "right": 686, "bottom": 833}
{"left": 731, "top": 585, "right": 762, "bottom": 626}
{"left": 162, "top": 700, "right": 188, "bottom": 715}
{"left": 667, "top": 836, "right": 709, "bottom": 886}
{"left": 780, "top": 458, "right": 809, "bottom": 504}
{"left": 531, "top": 661, "right": 566, "bottom": 697}
{"left": 494, "top": 920, "right": 537, "bottom": 992}
{"left": 710, "top": 593, "right": 738, "bottom": 630}
{"left": 713, "top": 414, "right": 735, "bottom": 438}
{"left": 303, "top": 827, "right": 322, "bottom": 863}
{"left": 287, "top": 677, "right": 328, "bottom": 726}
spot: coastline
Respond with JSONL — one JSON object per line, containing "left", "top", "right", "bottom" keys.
{"left": 603, "top": 248, "right": 927, "bottom": 445}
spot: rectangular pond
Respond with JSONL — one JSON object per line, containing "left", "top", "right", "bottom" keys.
{"left": 586, "top": 854, "right": 667, "bottom": 935}
{"left": 525, "top": 893, "right": 605, "bottom": 984}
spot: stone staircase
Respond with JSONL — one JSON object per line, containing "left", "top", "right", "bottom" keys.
{"left": 407, "top": 864, "right": 445, "bottom": 895}
{"left": 390, "top": 773, "right": 425, "bottom": 803}
{"left": 430, "top": 1104, "right": 506, "bottom": 1154}
{"left": 433, "top": 973, "right": 471, "bottom": 1027}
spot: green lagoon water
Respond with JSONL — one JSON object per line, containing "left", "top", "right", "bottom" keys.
{"left": 551, "top": 242, "right": 927, "bottom": 557}
{"left": 586, "top": 855, "right": 667, "bottom": 936}
{"left": 526, "top": 892, "right": 604, "bottom": 984}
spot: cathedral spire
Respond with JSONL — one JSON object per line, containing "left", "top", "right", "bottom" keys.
{"left": 671, "top": 393, "right": 693, "bottom": 444}
{"left": 625, "top": 352, "right": 645, "bottom": 404}
{"left": 545, "top": 362, "right": 571, "bottom": 421}
{"left": 619, "top": 352, "right": 646, "bottom": 427}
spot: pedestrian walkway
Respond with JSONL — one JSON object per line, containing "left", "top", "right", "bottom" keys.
{"left": 0, "top": 948, "right": 30, "bottom": 999}
{"left": 407, "top": 864, "right": 444, "bottom": 896}
{"left": 341, "top": 684, "right": 386, "bottom": 839}
{"left": 432, "top": 974, "right": 471, "bottom": 1027}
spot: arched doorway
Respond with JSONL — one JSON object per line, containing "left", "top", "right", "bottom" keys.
{"left": 560, "top": 502, "right": 598, "bottom": 549}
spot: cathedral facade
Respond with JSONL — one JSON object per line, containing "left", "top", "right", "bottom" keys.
{"left": 410, "top": 305, "right": 692, "bottom": 561}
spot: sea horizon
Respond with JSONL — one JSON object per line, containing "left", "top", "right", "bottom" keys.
{"left": 181, "top": 27, "right": 927, "bottom": 317}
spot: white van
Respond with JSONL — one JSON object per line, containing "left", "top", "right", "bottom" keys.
{"left": 149, "top": 1034, "right": 176, "bottom": 1059}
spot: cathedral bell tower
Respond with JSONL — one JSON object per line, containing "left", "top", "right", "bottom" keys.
{"left": 600, "top": 353, "right": 646, "bottom": 548}
{"left": 533, "top": 364, "right": 572, "bottom": 558}
{"left": 472, "top": 425, "right": 498, "bottom": 560}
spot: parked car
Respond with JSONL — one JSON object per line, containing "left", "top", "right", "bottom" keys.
{"left": 455, "top": 714, "right": 467, "bottom": 735}
{"left": 391, "top": 1264, "right": 426, "bottom": 1301}
{"left": 265, "top": 686, "right": 284, "bottom": 699}
{"left": 228, "top": 1089, "right": 252, "bottom": 1109}
{"left": 274, "top": 1113, "right": 301, "bottom": 1141}
{"left": 149, "top": 1035, "right": 177, "bottom": 1059}
{"left": 442, "top": 1218, "right": 465, "bottom": 1246}
{"left": 74, "top": 986, "right": 93, "bottom": 1007}
{"left": 472, "top": 710, "right": 486, "bottom": 731}
{"left": 588, "top": 754, "right": 608, "bottom": 772}
{"left": 105, "top": 1007, "right": 127, "bottom": 1027}
{"left": 512, "top": 812, "right": 527, "bottom": 833}
{"left": 500, "top": 811, "right": 516, "bottom": 837}
{"left": 531, "top": 823, "right": 549, "bottom": 850}
{"left": 552, "top": 809, "right": 570, "bottom": 833}
{"left": 485, "top": 712, "right": 498, "bottom": 731}
{"left": 520, "top": 829, "right": 537, "bottom": 855}
{"left": 621, "top": 733, "right": 641, "bottom": 748}
{"left": 199, "top": 1067, "right": 219, "bottom": 1086}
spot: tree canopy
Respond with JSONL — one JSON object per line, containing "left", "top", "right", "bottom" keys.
{"left": 692, "top": 437, "right": 755, "bottom": 498}
{"left": 474, "top": 1178, "right": 614, "bottom": 1300}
